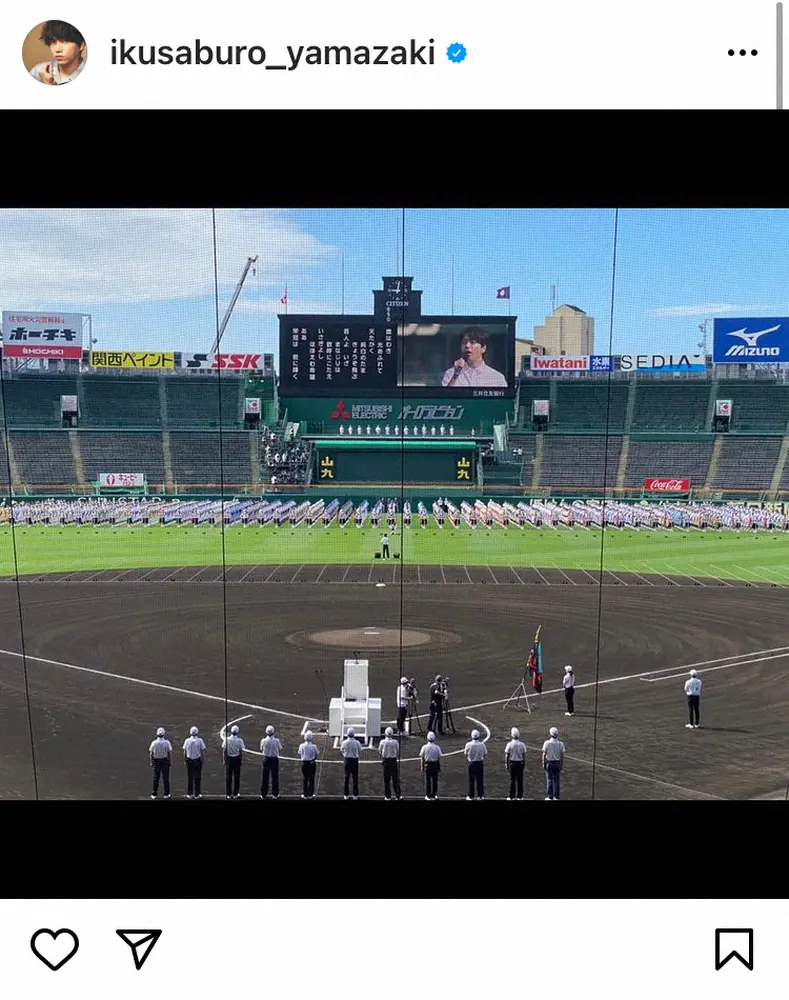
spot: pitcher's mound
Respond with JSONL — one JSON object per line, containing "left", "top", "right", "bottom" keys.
{"left": 289, "top": 626, "right": 459, "bottom": 649}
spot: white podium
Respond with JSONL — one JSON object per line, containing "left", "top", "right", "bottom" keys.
{"left": 328, "top": 659, "right": 381, "bottom": 745}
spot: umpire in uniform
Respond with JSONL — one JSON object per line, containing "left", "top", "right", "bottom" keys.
{"left": 563, "top": 665, "right": 576, "bottom": 716}
{"left": 542, "top": 726, "right": 565, "bottom": 800}
{"left": 298, "top": 730, "right": 319, "bottom": 798}
{"left": 380, "top": 532, "right": 390, "bottom": 558}
{"left": 223, "top": 724, "right": 245, "bottom": 799}
{"left": 378, "top": 726, "right": 401, "bottom": 800}
{"left": 260, "top": 724, "right": 283, "bottom": 798}
{"left": 396, "top": 677, "right": 409, "bottom": 735}
{"left": 428, "top": 675, "right": 446, "bottom": 735}
{"left": 464, "top": 728, "right": 487, "bottom": 799}
{"left": 504, "top": 726, "right": 526, "bottom": 800}
{"left": 684, "top": 669, "right": 702, "bottom": 728}
{"left": 419, "top": 730, "right": 442, "bottom": 800}
{"left": 149, "top": 727, "right": 173, "bottom": 799}
{"left": 183, "top": 726, "right": 206, "bottom": 799}
{"left": 341, "top": 727, "right": 362, "bottom": 799}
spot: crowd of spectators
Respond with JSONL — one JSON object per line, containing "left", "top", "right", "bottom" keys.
{"left": 263, "top": 428, "right": 310, "bottom": 485}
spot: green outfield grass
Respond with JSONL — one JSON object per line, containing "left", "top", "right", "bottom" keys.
{"left": 2, "top": 523, "right": 789, "bottom": 582}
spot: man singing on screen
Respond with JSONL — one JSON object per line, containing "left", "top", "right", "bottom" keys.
{"left": 441, "top": 328, "right": 507, "bottom": 388}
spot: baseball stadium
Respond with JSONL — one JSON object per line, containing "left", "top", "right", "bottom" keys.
{"left": 3, "top": 216, "right": 789, "bottom": 802}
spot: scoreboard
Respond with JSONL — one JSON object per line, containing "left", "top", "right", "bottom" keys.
{"left": 314, "top": 442, "right": 477, "bottom": 484}
{"left": 286, "top": 322, "right": 397, "bottom": 392}
{"left": 279, "top": 277, "right": 515, "bottom": 399}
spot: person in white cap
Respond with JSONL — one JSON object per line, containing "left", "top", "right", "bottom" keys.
{"left": 563, "top": 665, "right": 576, "bottom": 716}
{"left": 378, "top": 726, "right": 401, "bottom": 800}
{"left": 298, "top": 730, "right": 319, "bottom": 798}
{"left": 464, "top": 728, "right": 487, "bottom": 799}
{"left": 341, "top": 727, "right": 362, "bottom": 799}
{"left": 183, "top": 725, "right": 207, "bottom": 799}
{"left": 149, "top": 727, "right": 173, "bottom": 799}
{"left": 396, "top": 676, "right": 409, "bottom": 734}
{"left": 684, "top": 669, "right": 702, "bottom": 728}
{"left": 419, "top": 730, "right": 442, "bottom": 799}
{"left": 541, "top": 726, "right": 565, "bottom": 800}
{"left": 260, "top": 724, "right": 283, "bottom": 799}
{"left": 504, "top": 727, "right": 526, "bottom": 800}
{"left": 222, "top": 724, "right": 245, "bottom": 799}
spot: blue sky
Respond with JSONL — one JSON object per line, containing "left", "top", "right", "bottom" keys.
{"left": 2, "top": 208, "right": 788, "bottom": 360}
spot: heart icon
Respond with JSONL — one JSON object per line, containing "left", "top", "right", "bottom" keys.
{"left": 30, "top": 929, "right": 80, "bottom": 970}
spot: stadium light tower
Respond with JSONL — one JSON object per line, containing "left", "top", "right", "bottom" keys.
{"left": 210, "top": 254, "right": 258, "bottom": 354}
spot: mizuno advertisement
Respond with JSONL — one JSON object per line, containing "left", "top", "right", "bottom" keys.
{"left": 712, "top": 318, "right": 789, "bottom": 363}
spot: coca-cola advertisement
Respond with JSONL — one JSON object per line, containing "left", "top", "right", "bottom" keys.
{"left": 643, "top": 477, "right": 691, "bottom": 493}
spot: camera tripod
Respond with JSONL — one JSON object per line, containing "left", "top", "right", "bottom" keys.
{"left": 406, "top": 697, "right": 424, "bottom": 736}
{"left": 443, "top": 695, "right": 456, "bottom": 735}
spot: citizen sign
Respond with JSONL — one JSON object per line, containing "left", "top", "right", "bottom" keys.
{"left": 643, "top": 478, "right": 691, "bottom": 492}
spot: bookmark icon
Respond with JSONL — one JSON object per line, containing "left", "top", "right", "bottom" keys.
{"left": 715, "top": 929, "right": 753, "bottom": 971}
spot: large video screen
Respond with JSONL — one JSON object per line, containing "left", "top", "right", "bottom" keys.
{"left": 280, "top": 318, "right": 515, "bottom": 398}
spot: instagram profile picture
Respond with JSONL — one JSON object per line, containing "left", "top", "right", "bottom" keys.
{"left": 23, "top": 20, "right": 87, "bottom": 86}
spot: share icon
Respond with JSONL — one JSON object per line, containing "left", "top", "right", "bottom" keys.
{"left": 116, "top": 929, "right": 162, "bottom": 970}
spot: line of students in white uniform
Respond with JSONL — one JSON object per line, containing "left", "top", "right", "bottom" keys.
{"left": 148, "top": 665, "right": 703, "bottom": 799}
{"left": 148, "top": 722, "right": 567, "bottom": 800}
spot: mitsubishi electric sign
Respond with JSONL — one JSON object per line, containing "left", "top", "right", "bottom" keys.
{"left": 713, "top": 318, "right": 789, "bottom": 363}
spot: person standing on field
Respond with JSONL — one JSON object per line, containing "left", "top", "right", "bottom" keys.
{"left": 563, "top": 665, "right": 576, "bottom": 716}
{"left": 684, "top": 669, "right": 702, "bottom": 728}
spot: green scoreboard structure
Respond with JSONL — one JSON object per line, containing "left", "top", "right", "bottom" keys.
{"left": 312, "top": 439, "right": 477, "bottom": 485}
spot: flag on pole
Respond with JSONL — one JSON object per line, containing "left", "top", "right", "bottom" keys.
{"left": 280, "top": 290, "right": 288, "bottom": 305}
{"left": 496, "top": 286, "right": 510, "bottom": 299}
{"left": 527, "top": 625, "right": 543, "bottom": 692}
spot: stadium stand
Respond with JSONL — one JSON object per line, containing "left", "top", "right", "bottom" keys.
{"left": 79, "top": 431, "right": 167, "bottom": 491}
{"left": 550, "top": 382, "right": 629, "bottom": 431}
{"left": 716, "top": 380, "right": 789, "bottom": 432}
{"left": 507, "top": 434, "right": 537, "bottom": 486}
{"left": 538, "top": 434, "right": 623, "bottom": 490}
{"left": 6, "top": 373, "right": 789, "bottom": 498}
{"left": 630, "top": 381, "right": 710, "bottom": 432}
{"left": 0, "top": 432, "right": 8, "bottom": 488}
{"left": 165, "top": 376, "right": 244, "bottom": 428}
{"left": 169, "top": 431, "right": 253, "bottom": 492}
{"left": 622, "top": 437, "right": 716, "bottom": 488}
{"left": 2, "top": 375, "right": 79, "bottom": 426}
{"left": 9, "top": 431, "right": 77, "bottom": 491}
{"left": 710, "top": 435, "right": 783, "bottom": 490}
{"left": 516, "top": 382, "right": 551, "bottom": 427}
{"left": 81, "top": 377, "right": 162, "bottom": 427}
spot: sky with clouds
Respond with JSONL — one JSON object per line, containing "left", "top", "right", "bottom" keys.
{"left": 2, "top": 207, "right": 787, "bottom": 360}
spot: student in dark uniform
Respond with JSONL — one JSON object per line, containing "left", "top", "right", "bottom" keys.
{"left": 428, "top": 675, "right": 446, "bottom": 735}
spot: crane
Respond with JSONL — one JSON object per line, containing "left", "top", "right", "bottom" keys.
{"left": 210, "top": 254, "right": 258, "bottom": 354}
